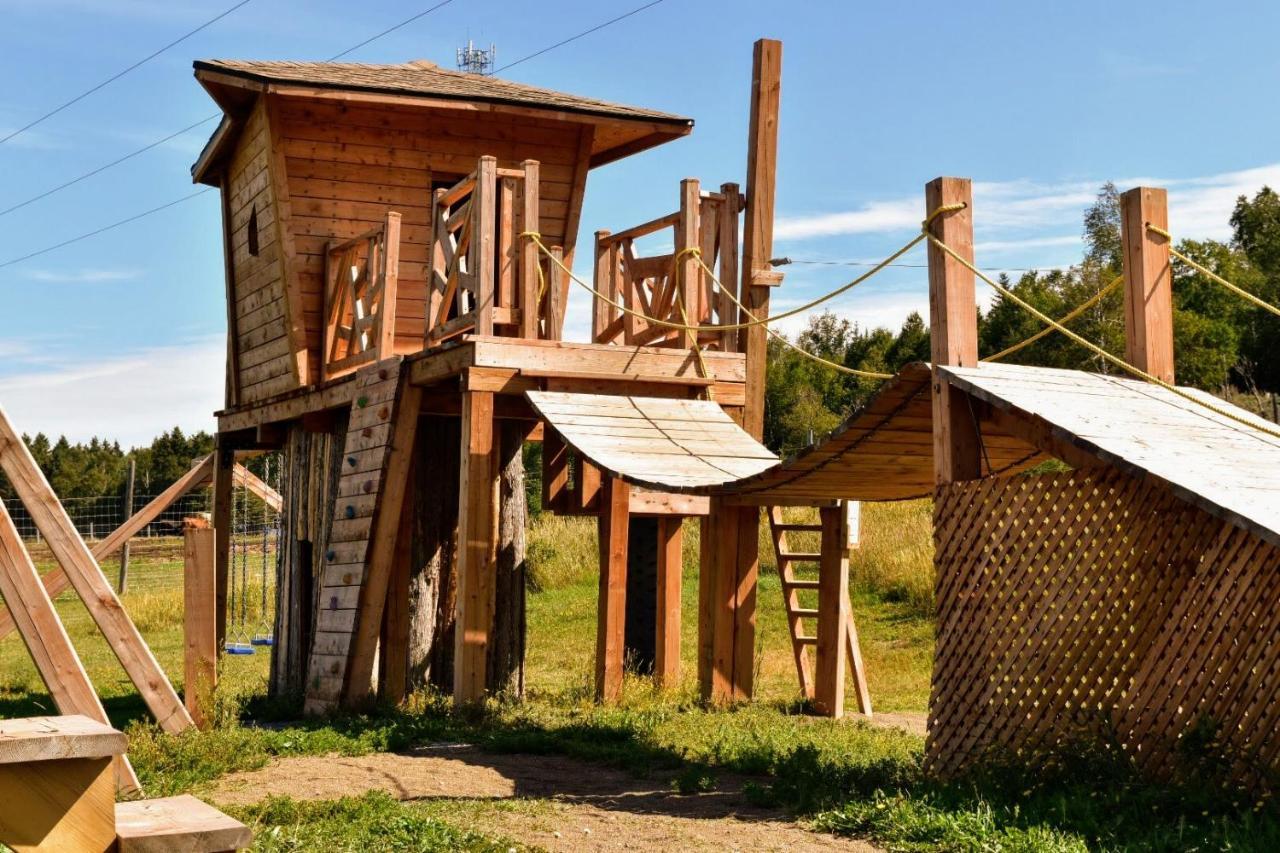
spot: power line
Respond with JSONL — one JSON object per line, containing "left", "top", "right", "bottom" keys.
{"left": 0, "top": 1, "right": 460, "bottom": 221}
{"left": 777, "top": 257, "right": 1081, "bottom": 274}
{"left": 494, "top": 0, "right": 669, "bottom": 73}
{"left": 0, "top": 0, "right": 255, "bottom": 147}
{"left": 0, "top": 190, "right": 211, "bottom": 270}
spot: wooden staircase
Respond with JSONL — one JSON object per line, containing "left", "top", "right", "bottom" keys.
{"left": 767, "top": 505, "right": 872, "bottom": 717}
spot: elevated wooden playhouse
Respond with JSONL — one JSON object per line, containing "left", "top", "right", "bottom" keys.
{"left": 195, "top": 40, "right": 1280, "bottom": 783}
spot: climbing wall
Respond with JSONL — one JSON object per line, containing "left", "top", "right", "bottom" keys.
{"left": 303, "top": 358, "right": 407, "bottom": 714}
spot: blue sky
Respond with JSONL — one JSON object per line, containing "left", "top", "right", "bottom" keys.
{"left": 2, "top": 0, "right": 1279, "bottom": 445}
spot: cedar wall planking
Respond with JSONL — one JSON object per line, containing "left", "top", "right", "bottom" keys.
{"left": 226, "top": 100, "right": 294, "bottom": 404}
{"left": 272, "top": 95, "right": 587, "bottom": 382}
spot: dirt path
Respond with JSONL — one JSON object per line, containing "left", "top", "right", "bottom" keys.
{"left": 209, "top": 744, "right": 881, "bottom": 852}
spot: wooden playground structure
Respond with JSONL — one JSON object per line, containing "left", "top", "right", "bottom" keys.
{"left": 182, "top": 32, "right": 1279, "bottom": 788}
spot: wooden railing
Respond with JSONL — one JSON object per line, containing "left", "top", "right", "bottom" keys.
{"left": 322, "top": 211, "right": 401, "bottom": 381}
{"left": 593, "top": 179, "right": 743, "bottom": 351}
{"left": 426, "top": 156, "right": 563, "bottom": 346}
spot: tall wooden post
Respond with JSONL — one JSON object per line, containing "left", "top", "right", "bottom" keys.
{"left": 925, "top": 177, "right": 982, "bottom": 484}
{"left": 698, "top": 499, "right": 757, "bottom": 704}
{"left": 814, "top": 505, "right": 848, "bottom": 717}
{"left": 678, "top": 178, "right": 702, "bottom": 349}
{"left": 596, "top": 477, "right": 630, "bottom": 702}
{"left": 1120, "top": 187, "right": 1174, "bottom": 383}
{"left": 211, "top": 437, "right": 235, "bottom": 651}
{"left": 118, "top": 458, "right": 135, "bottom": 593}
{"left": 183, "top": 527, "right": 217, "bottom": 729}
{"left": 738, "top": 38, "right": 782, "bottom": 440}
{"left": 453, "top": 388, "right": 499, "bottom": 705}
{"left": 654, "top": 516, "right": 683, "bottom": 688}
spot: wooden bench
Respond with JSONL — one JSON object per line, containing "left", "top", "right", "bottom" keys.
{"left": 115, "top": 795, "right": 252, "bottom": 852}
{"left": 0, "top": 714, "right": 125, "bottom": 852}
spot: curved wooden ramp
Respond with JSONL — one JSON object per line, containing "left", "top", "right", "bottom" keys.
{"left": 524, "top": 392, "right": 780, "bottom": 490}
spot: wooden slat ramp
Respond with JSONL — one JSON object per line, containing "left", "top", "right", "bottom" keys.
{"left": 524, "top": 392, "right": 780, "bottom": 490}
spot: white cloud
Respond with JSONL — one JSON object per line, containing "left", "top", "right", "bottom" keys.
{"left": 24, "top": 268, "right": 141, "bottom": 283}
{"left": 774, "top": 198, "right": 920, "bottom": 240}
{"left": 0, "top": 337, "right": 225, "bottom": 448}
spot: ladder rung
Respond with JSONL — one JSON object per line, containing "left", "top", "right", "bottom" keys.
{"left": 784, "top": 579, "right": 820, "bottom": 590}
{"left": 791, "top": 607, "right": 819, "bottom": 617}
{"left": 779, "top": 551, "right": 822, "bottom": 562}
{"left": 796, "top": 636, "right": 817, "bottom": 644}
{"left": 774, "top": 523, "right": 822, "bottom": 533}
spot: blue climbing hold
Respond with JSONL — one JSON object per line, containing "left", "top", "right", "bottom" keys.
{"left": 344, "top": 505, "right": 356, "bottom": 519}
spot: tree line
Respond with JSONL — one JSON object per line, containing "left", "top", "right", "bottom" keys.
{"left": 764, "top": 184, "right": 1280, "bottom": 455}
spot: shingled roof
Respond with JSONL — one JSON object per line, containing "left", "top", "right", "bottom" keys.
{"left": 194, "top": 58, "right": 692, "bottom": 125}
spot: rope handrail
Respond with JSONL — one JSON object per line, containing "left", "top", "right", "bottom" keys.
{"left": 1145, "top": 223, "right": 1280, "bottom": 320}
{"left": 981, "top": 274, "right": 1124, "bottom": 363}
{"left": 926, "top": 230, "right": 1280, "bottom": 442}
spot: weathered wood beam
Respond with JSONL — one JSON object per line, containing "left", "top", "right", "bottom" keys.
{"left": 596, "top": 476, "right": 630, "bottom": 702}
{"left": 1120, "top": 186, "right": 1174, "bottom": 384}
{"left": 453, "top": 389, "right": 499, "bottom": 705}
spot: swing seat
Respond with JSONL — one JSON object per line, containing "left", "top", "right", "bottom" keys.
{"left": 225, "top": 642, "right": 255, "bottom": 655}
{"left": 250, "top": 635, "right": 274, "bottom": 647}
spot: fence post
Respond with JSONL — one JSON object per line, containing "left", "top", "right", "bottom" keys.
{"left": 118, "top": 459, "right": 135, "bottom": 594}
{"left": 183, "top": 525, "right": 217, "bottom": 728}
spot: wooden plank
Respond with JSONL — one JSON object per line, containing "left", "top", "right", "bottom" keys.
{"left": 473, "top": 156, "right": 497, "bottom": 336}
{"left": 265, "top": 94, "right": 310, "bottom": 385}
{"left": 595, "top": 476, "right": 630, "bottom": 702}
{"left": 183, "top": 528, "right": 217, "bottom": 729}
{"left": 926, "top": 177, "right": 982, "bottom": 486}
{"left": 0, "top": 409, "right": 193, "bottom": 735}
{"left": 654, "top": 517, "right": 682, "bottom": 688}
{"left": 115, "top": 794, "right": 252, "bottom": 853}
{"left": 520, "top": 160, "right": 541, "bottom": 339}
{"left": 678, "top": 178, "right": 701, "bottom": 350}
{"left": 0, "top": 756, "right": 116, "bottom": 852}
{"left": 1120, "top": 186, "right": 1174, "bottom": 383}
{"left": 814, "top": 506, "right": 848, "bottom": 717}
{"left": 212, "top": 439, "right": 234, "bottom": 651}
{"left": 453, "top": 389, "right": 499, "bottom": 705}
{"left": 0, "top": 716, "right": 125, "bottom": 764}
{"left": 739, "top": 39, "right": 783, "bottom": 440}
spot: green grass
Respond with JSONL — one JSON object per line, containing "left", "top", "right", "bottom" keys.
{"left": 6, "top": 510, "right": 1280, "bottom": 850}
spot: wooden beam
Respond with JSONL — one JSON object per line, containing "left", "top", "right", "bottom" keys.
{"left": 473, "top": 156, "right": 498, "bottom": 337}
{"left": 380, "top": 469, "right": 416, "bottom": 706}
{"left": 678, "top": 178, "right": 702, "bottom": 350}
{"left": 654, "top": 517, "right": 682, "bottom": 688}
{"left": 595, "top": 476, "right": 630, "bottom": 702}
{"left": 343, "top": 379, "right": 422, "bottom": 706}
{"left": 1120, "top": 186, "right": 1174, "bottom": 384}
{"left": 0, "top": 409, "right": 194, "bottom": 735}
{"left": 739, "top": 38, "right": 782, "bottom": 441}
{"left": 183, "top": 528, "right": 217, "bottom": 729}
{"left": 732, "top": 504, "right": 758, "bottom": 702}
{"left": 211, "top": 438, "right": 235, "bottom": 651}
{"left": 519, "top": 160, "right": 541, "bottom": 340}
{"left": 925, "top": 177, "right": 982, "bottom": 485}
{"left": 0, "top": 755, "right": 117, "bottom": 851}
{"left": 698, "top": 500, "right": 757, "bottom": 703}
{"left": 453, "top": 389, "right": 499, "bottom": 705}
{"left": 0, "top": 505, "right": 139, "bottom": 792}
{"left": 218, "top": 173, "right": 241, "bottom": 408}
{"left": 264, "top": 94, "right": 310, "bottom": 385}
{"left": 814, "top": 505, "right": 848, "bottom": 717}
{"left": 0, "top": 454, "right": 217, "bottom": 642}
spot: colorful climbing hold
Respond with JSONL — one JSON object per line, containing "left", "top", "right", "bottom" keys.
{"left": 344, "top": 505, "right": 356, "bottom": 519}
{"left": 347, "top": 456, "right": 357, "bottom": 467}
{"left": 329, "top": 596, "right": 338, "bottom": 610}
{"left": 342, "top": 573, "right": 353, "bottom": 585}
{"left": 357, "top": 395, "right": 369, "bottom": 408}
{"left": 326, "top": 550, "right": 336, "bottom": 562}
{"left": 377, "top": 406, "right": 389, "bottom": 419}
{"left": 378, "top": 368, "right": 388, "bottom": 380}
{"left": 363, "top": 480, "right": 373, "bottom": 494}
{"left": 330, "top": 661, "right": 340, "bottom": 674}
{"left": 362, "top": 426, "right": 373, "bottom": 438}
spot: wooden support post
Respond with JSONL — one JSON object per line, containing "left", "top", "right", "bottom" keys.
{"left": 1120, "top": 187, "right": 1174, "bottom": 383}
{"left": 814, "top": 505, "right": 849, "bottom": 717}
{"left": 592, "top": 230, "right": 613, "bottom": 342}
{"left": 739, "top": 38, "right": 782, "bottom": 440}
{"left": 183, "top": 527, "right": 217, "bottom": 729}
{"left": 698, "top": 500, "right": 758, "bottom": 703}
{"left": 377, "top": 211, "right": 401, "bottom": 361}
{"left": 654, "top": 517, "right": 682, "bottom": 688}
{"left": 454, "top": 389, "right": 499, "bottom": 705}
{"left": 212, "top": 438, "right": 235, "bottom": 651}
{"left": 596, "top": 476, "right": 630, "bottom": 702}
{"left": 925, "top": 177, "right": 982, "bottom": 484}
{"left": 0, "top": 408, "right": 194, "bottom": 735}
{"left": 473, "top": 155, "right": 498, "bottom": 336}
{"left": 548, "top": 245, "right": 567, "bottom": 340}
{"left": 678, "top": 178, "right": 702, "bottom": 349}
{"left": 519, "top": 160, "right": 541, "bottom": 339}
{"left": 542, "top": 429, "right": 569, "bottom": 513}
{"left": 718, "top": 183, "right": 742, "bottom": 351}
{"left": 380, "top": 471, "right": 415, "bottom": 705}
{"left": 118, "top": 458, "right": 135, "bottom": 593}
{"left": 0, "top": 503, "right": 139, "bottom": 792}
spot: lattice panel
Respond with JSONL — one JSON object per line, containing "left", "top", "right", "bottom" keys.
{"left": 928, "top": 468, "right": 1280, "bottom": 787}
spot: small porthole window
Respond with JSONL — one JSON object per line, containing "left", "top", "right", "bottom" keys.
{"left": 247, "top": 205, "right": 260, "bottom": 256}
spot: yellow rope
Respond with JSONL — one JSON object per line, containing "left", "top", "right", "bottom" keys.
{"left": 982, "top": 274, "right": 1124, "bottom": 363}
{"left": 926, "top": 231, "right": 1280, "bottom": 442}
{"left": 519, "top": 231, "right": 549, "bottom": 303}
{"left": 1145, "top": 223, "right": 1280, "bottom": 320}
{"left": 523, "top": 230, "right": 926, "bottom": 334}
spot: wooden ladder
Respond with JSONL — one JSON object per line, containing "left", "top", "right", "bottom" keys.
{"left": 767, "top": 505, "right": 872, "bottom": 716}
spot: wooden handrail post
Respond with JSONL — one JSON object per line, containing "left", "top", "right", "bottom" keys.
{"left": 718, "top": 182, "right": 742, "bottom": 352}
{"left": 1120, "top": 187, "right": 1174, "bottom": 383}
{"left": 519, "top": 160, "right": 541, "bottom": 339}
{"left": 378, "top": 211, "right": 401, "bottom": 361}
{"left": 592, "top": 230, "right": 613, "bottom": 342}
{"left": 739, "top": 38, "right": 782, "bottom": 440}
{"left": 473, "top": 156, "right": 498, "bottom": 336}
{"left": 678, "top": 178, "right": 702, "bottom": 349}
{"left": 925, "top": 177, "right": 982, "bottom": 485}
{"left": 548, "top": 245, "right": 567, "bottom": 341}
